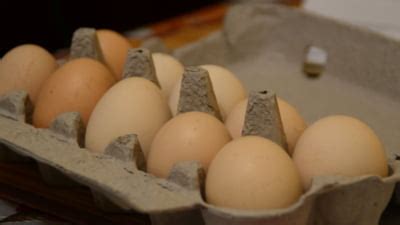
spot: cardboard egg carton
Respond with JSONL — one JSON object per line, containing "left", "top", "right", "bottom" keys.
{"left": 0, "top": 3, "right": 400, "bottom": 225}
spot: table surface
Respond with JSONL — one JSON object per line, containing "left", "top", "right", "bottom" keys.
{"left": 1, "top": 2, "right": 399, "bottom": 224}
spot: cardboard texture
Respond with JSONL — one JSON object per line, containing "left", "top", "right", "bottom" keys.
{"left": 141, "top": 37, "right": 170, "bottom": 54}
{"left": 0, "top": 91, "right": 33, "bottom": 162}
{"left": 0, "top": 3, "right": 399, "bottom": 225}
{"left": 177, "top": 67, "right": 222, "bottom": 120}
{"left": 175, "top": 3, "right": 400, "bottom": 160}
{"left": 242, "top": 91, "right": 287, "bottom": 150}
{"left": 122, "top": 48, "right": 160, "bottom": 86}
{"left": 69, "top": 28, "right": 105, "bottom": 63}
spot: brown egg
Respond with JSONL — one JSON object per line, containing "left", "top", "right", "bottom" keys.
{"left": 224, "top": 99, "right": 247, "bottom": 139}
{"left": 293, "top": 115, "right": 388, "bottom": 190}
{"left": 152, "top": 53, "right": 184, "bottom": 98}
{"left": 0, "top": 44, "right": 58, "bottom": 103}
{"left": 147, "top": 112, "right": 231, "bottom": 178}
{"left": 206, "top": 136, "right": 303, "bottom": 210}
{"left": 85, "top": 77, "right": 171, "bottom": 155}
{"left": 33, "top": 58, "right": 115, "bottom": 128}
{"left": 225, "top": 97, "right": 307, "bottom": 154}
{"left": 97, "top": 29, "right": 132, "bottom": 80}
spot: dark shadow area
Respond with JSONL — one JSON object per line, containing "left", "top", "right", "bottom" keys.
{"left": 380, "top": 198, "right": 400, "bottom": 225}
{"left": 0, "top": 0, "right": 222, "bottom": 55}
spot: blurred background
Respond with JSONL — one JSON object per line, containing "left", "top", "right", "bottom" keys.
{"left": 0, "top": 0, "right": 224, "bottom": 55}
{"left": 2, "top": 0, "right": 400, "bottom": 56}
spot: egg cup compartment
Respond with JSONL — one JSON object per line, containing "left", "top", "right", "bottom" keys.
{"left": 0, "top": 98, "right": 398, "bottom": 225}
{"left": 70, "top": 27, "right": 105, "bottom": 63}
{"left": 1, "top": 2, "right": 400, "bottom": 225}
{"left": 0, "top": 91, "right": 33, "bottom": 163}
{"left": 175, "top": 0, "right": 400, "bottom": 217}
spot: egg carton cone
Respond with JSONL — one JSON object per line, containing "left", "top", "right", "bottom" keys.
{"left": 0, "top": 94, "right": 398, "bottom": 225}
{"left": 175, "top": 1, "right": 400, "bottom": 219}
{"left": 0, "top": 2, "right": 399, "bottom": 225}
{"left": 177, "top": 66, "right": 222, "bottom": 120}
{"left": 0, "top": 91, "right": 33, "bottom": 163}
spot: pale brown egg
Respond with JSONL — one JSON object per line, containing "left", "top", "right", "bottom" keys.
{"left": 0, "top": 44, "right": 58, "bottom": 103}
{"left": 224, "top": 99, "right": 246, "bottom": 139}
{"left": 293, "top": 115, "right": 388, "bottom": 190}
{"left": 206, "top": 136, "right": 303, "bottom": 210}
{"left": 169, "top": 64, "right": 247, "bottom": 120}
{"left": 33, "top": 58, "right": 115, "bottom": 128}
{"left": 97, "top": 29, "right": 132, "bottom": 80}
{"left": 85, "top": 77, "right": 171, "bottom": 155}
{"left": 152, "top": 53, "right": 184, "bottom": 98}
{"left": 147, "top": 111, "right": 231, "bottom": 178}
{"left": 225, "top": 98, "right": 307, "bottom": 154}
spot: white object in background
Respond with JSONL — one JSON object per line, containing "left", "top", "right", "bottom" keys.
{"left": 303, "top": 45, "right": 328, "bottom": 76}
{"left": 304, "top": 0, "right": 400, "bottom": 40}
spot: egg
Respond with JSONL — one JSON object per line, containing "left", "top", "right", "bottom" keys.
{"left": 225, "top": 98, "right": 307, "bottom": 154}
{"left": 85, "top": 77, "right": 171, "bottom": 155}
{"left": 152, "top": 53, "right": 184, "bottom": 98}
{"left": 147, "top": 111, "right": 231, "bottom": 178}
{"left": 224, "top": 99, "right": 247, "bottom": 139}
{"left": 292, "top": 115, "right": 388, "bottom": 190}
{"left": 206, "top": 136, "right": 303, "bottom": 210}
{"left": 169, "top": 64, "right": 247, "bottom": 120}
{"left": 33, "top": 58, "right": 115, "bottom": 128}
{"left": 0, "top": 44, "right": 58, "bottom": 103}
{"left": 97, "top": 29, "right": 132, "bottom": 80}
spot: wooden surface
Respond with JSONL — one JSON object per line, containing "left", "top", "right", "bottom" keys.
{"left": 128, "top": 3, "right": 227, "bottom": 49}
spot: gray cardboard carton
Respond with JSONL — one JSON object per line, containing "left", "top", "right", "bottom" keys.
{"left": 0, "top": 3, "right": 399, "bottom": 225}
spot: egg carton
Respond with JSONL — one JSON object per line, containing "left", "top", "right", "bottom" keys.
{"left": 0, "top": 3, "right": 400, "bottom": 225}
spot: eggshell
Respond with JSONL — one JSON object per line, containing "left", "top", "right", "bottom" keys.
{"left": 206, "top": 136, "right": 303, "bottom": 210}
{"left": 0, "top": 44, "right": 58, "bottom": 103}
{"left": 292, "top": 115, "right": 389, "bottom": 190}
{"left": 169, "top": 64, "right": 247, "bottom": 120}
{"left": 225, "top": 98, "right": 307, "bottom": 154}
{"left": 33, "top": 58, "right": 115, "bottom": 128}
{"left": 147, "top": 111, "right": 231, "bottom": 178}
{"left": 97, "top": 29, "right": 132, "bottom": 80}
{"left": 224, "top": 99, "right": 246, "bottom": 139}
{"left": 152, "top": 53, "right": 184, "bottom": 98}
{"left": 85, "top": 77, "right": 171, "bottom": 155}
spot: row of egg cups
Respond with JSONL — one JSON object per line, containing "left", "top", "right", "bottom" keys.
{"left": 0, "top": 78, "right": 398, "bottom": 225}
{"left": 0, "top": 27, "right": 398, "bottom": 224}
